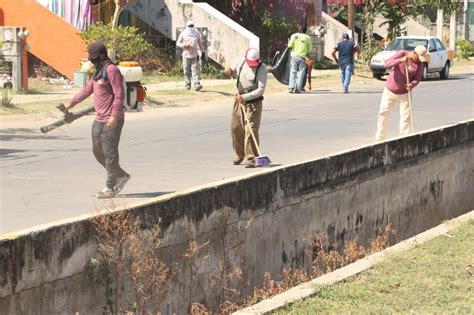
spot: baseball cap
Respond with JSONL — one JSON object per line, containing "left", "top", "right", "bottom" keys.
{"left": 342, "top": 33, "right": 349, "bottom": 40}
{"left": 245, "top": 48, "right": 260, "bottom": 68}
{"left": 414, "top": 45, "right": 427, "bottom": 62}
{"left": 186, "top": 20, "right": 194, "bottom": 27}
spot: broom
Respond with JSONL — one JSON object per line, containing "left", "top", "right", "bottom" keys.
{"left": 231, "top": 76, "right": 271, "bottom": 167}
{"left": 405, "top": 63, "right": 415, "bottom": 132}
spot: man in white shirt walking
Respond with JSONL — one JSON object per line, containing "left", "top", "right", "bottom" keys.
{"left": 176, "top": 20, "right": 204, "bottom": 91}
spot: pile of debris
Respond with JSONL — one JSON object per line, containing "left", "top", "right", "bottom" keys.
{"left": 38, "top": 76, "right": 75, "bottom": 88}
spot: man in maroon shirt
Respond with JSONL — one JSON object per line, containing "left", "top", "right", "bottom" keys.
{"left": 375, "top": 45, "right": 427, "bottom": 141}
{"left": 65, "top": 42, "right": 130, "bottom": 198}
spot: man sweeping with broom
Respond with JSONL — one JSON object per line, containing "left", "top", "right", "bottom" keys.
{"left": 224, "top": 48, "right": 270, "bottom": 168}
{"left": 375, "top": 45, "right": 427, "bottom": 141}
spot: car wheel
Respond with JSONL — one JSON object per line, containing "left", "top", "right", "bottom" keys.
{"left": 421, "top": 63, "right": 428, "bottom": 81}
{"left": 439, "top": 61, "right": 449, "bottom": 80}
{"left": 372, "top": 73, "right": 383, "bottom": 80}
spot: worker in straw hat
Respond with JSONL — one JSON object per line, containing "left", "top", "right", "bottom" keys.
{"left": 176, "top": 20, "right": 204, "bottom": 91}
{"left": 224, "top": 48, "right": 268, "bottom": 168}
{"left": 375, "top": 45, "right": 427, "bottom": 141}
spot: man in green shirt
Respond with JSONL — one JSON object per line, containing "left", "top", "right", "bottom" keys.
{"left": 288, "top": 25, "right": 312, "bottom": 93}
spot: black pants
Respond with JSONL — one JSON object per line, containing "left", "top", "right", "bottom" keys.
{"left": 92, "top": 119, "right": 126, "bottom": 189}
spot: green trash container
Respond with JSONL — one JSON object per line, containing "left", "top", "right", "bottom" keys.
{"left": 74, "top": 71, "right": 89, "bottom": 87}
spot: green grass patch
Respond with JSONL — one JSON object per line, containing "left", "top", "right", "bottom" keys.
{"left": 278, "top": 219, "right": 474, "bottom": 314}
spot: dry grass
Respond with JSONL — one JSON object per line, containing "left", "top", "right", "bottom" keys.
{"left": 282, "top": 220, "right": 474, "bottom": 314}
{"left": 89, "top": 202, "right": 170, "bottom": 314}
{"left": 191, "top": 224, "right": 397, "bottom": 314}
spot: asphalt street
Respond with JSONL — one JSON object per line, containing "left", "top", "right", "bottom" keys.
{"left": 1, "top": 73, "right": 473, "bottom": 234}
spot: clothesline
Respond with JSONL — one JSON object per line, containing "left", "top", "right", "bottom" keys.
{"left": 37, "top": 0, "right": 92, "bottom": 31}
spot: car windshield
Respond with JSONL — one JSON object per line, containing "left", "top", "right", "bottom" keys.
{"left": 386, "top": 38, "right": 428, "bottom": 51}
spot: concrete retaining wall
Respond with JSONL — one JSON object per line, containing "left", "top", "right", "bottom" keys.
{"left": 1, "top": 121, "right": 473, "bottom": 314}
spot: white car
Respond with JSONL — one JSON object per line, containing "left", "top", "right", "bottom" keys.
{"left": 370, "top": 36, "right": 454, "bottom": 80}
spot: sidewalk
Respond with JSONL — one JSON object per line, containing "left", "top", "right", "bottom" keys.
{"left": 11, "top": 69, "right": 343, "bottom": 105}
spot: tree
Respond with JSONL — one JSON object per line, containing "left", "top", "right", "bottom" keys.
{"left": 327, "top": 0, "right": 424, "bottom": 41}
{"left": 420, "top": 0, "right": 462, "bottom": 46}
{"left": 110, "top": 0, "right": 137, "bottom": 61}
{"left": 80, "top": 23, "right": 152, "bottom": 62}
{"left": 112, "top": 0, "right": 136, "bottom": 28}
{"left": 377, "top": 0, "right": 424, "bottom": 40}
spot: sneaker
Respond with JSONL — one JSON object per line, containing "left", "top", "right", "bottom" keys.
{"left": 343, "top": 88, "right": 349, "bottom": 93}
{"left": 185, "top": 85, "right": 191, "bottom": 90}
{"left": 194, "top": 84, "right": 203, "bottom": 91}
{"left": 233, "top": 158, "right": 243, "bottom": 165}
{"left": 289, "top": 89, "right": 294, "bottom": 94}
{"left": 245, "top": 160, "right": 256, "bottom": 168}
{"left": 96, "top": 187, "right": 115, "bottom": 199}
{"left": 114, "top": 173, "right": 131, "bottom": 194}
{"left": 295, "top": 90, "right": 301, "bottom": 94}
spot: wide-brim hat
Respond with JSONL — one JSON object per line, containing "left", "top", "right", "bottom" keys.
{"left": 414, "top": 45, "right": 427, "bottom": 62}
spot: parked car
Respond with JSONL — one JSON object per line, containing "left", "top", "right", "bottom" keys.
{"left": 370, "top": 36, "right": 454, "bottom": 80}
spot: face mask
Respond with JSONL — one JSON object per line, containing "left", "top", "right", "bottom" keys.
{"left": 90, "top": 58, "right": 101, "bottom": 70}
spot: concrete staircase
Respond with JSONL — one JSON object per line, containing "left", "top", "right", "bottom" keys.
{"left": 128, "top": 0, "right": 259, "bottom": 67}
{"left": 0, "top": 0, "right": 87, "bottom": 80}
{"left": 373, "top": 16, "right": 431, "bottom": 38}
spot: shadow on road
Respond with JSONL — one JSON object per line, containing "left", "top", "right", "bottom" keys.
{"left": 198, "top": 90, "right": 233, "bottom": 97}
{"left": 0, "top": 128, "right": 82, "bottom": 141}
{"left": 0, "top": 148, "right": 34, "bottom": 160}
{"left": 309, "top": 90, "right": 381, "bottom": 94}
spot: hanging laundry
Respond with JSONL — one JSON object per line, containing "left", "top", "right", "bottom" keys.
{"left": 36, "top": 0, "right": 92, "bottom": 30}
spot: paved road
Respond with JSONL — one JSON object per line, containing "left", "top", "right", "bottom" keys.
{"left": 1, "top": 74, "right": 473, "bottom": 234}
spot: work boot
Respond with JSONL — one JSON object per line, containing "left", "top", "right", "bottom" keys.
{"left": 194, "top": 83, "right": 203, "bottom": 91}
{"left": 96, "top": 187, "right": 115, "bottom": 199}
{"left": 114, "top": 172, "right": 131, "bottom": 195}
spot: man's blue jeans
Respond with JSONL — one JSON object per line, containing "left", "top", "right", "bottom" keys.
{"left": 289, "top": 56, "right": 306, "bottom": 91}
{"left": 340, "top": 63, "right": 354, "bottom": 91}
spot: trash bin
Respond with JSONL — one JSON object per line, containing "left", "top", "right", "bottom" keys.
{"left": 73, "top": 71, "right": 89, "bottom": 87}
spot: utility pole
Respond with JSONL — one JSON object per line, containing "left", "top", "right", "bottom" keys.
{"left": 348, "top": 0, "right": 355, "bottom": 41}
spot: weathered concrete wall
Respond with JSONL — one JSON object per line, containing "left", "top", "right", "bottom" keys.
{"left": 1, "top": 121, "right": 473, "bottom": 314}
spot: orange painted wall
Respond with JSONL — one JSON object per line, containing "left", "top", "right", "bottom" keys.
{"left": 0, "top": 0, "right": 87, "bottom": 79}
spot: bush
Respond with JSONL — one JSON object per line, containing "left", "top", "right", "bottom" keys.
{"left": 357, "top": 40, "right": 384, "bottom": 68}
{"left": 455, "top": 39, "right": 474, "bottom": 60}
{"left": 1, "top": 88, "right": 13, "bottom": 107}
{"left": 134, "top": 46, "right": 175, "bottom": 73}
{"left": 313, "top": 57, "right": 339, "bottom": 70}
{"left": 167, "top": 59, "right": 225, "bottom": 79}
{"left": 201, "top": 59, "right": 226, "bottom": 79}
{"left": 80, "top": 23, "right": 152, "bottom": 62}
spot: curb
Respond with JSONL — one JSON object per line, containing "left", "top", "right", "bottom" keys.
{"left": 234, "top": 210, "right": 474, "bottom": 314}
